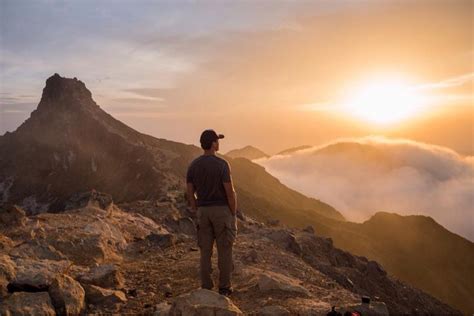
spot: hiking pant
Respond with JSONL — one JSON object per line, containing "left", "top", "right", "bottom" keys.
{"left": 196, "top": 204, "right": 237, "bottom": 290}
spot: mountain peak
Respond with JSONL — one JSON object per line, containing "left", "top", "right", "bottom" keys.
{"left": 37, "top": 73, "right": 95, "bottom": 113}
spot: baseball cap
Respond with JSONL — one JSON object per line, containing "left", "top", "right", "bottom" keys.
{"left": 200, "top": 129, "right": 224, "bottom": 146}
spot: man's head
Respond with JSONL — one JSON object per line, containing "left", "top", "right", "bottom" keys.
{"left": 200, "top": 129, "right": 225, "bottom": 151}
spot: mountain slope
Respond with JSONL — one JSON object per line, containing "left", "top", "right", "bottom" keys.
{"left": 225, "top": 145, "right": 269, "bottom": 160}
{"left": 0, "top": 73, "right": 343, "bottom": 224}
{"left": 276, "top": 145, "right": 312, "bottom": 156}
{"left": 334, "top": 212, "right": 474, "bottom": 314}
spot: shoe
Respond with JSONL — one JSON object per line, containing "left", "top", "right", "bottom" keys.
{"left": 218, "top": 287, "right": 233, "bottom": 296}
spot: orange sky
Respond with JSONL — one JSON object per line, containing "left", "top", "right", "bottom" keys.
{"left": 1, "top": 1, "right": 472, "bottom": 155}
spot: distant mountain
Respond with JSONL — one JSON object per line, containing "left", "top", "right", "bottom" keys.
{"left": 338, "top": 212, "right": 474, "bottom": 314}
{"left": 225, "top": 145, "right": 269, "bottom": 160}
{"left": 0, "top": 73, "right": 343, "bottom": 226}
{"left": 276, "top": 145, "right": 312, "bottom": 156}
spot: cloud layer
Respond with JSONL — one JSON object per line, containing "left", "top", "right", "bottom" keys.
{"left": 255, "top": 136, "right": 474, "bottom": 241}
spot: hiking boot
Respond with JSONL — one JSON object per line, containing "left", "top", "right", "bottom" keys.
{"left": 218, "top": 287, "right": 233, "bottom": 297}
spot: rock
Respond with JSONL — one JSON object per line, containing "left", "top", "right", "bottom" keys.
{"left": 266, "top": 229, "right": 302, "bottom": 256}
{"left": 302, "top": 225, "right": 315, "bottom": 234}
{"left": 0, "top": 254, "right": 16, "bottom": 297}
{"left": 365, "top": 260, "right": 387, "bottom": 277}
{"left": 48, "top": 274, "right": 86, "bottom": 315}
{"left": 78, "top": 264, "right": 125, "bottom": 289}
{"left": 266, "top": 219, "right": 280, "bottom": 226}
{"left": 9, "top": 258, "right": 71, "bottom": 291}
{"left": 345, "top": 300, "right": 389, "bottom": 316}
{"left": 243, "top": 249, "right": 259, "bottom": 263}
{"left": 259, "top": 305, "right": 291, "bottom": 316}
{"left": 65, "top": 190, "right": 113, "bottom": 211}
{"left": 169, "top": 288, "right": 242, "bottom": 315}
{"left": 0, "top": 204, "right": 26, "bottom": 227}
{"left": 159, "top": 283, "right": 173, "bottom": 297}
{"left": 9, "top": 239, "right": 67, "bottom": 260}
{"left": 257, "top": 271, "right": 310, "bottom": 296}
{"left": 178, "top": 217, "right": 196, "bottom": 235}
{"left": 0, "top": 292, "right": 56, "bottom": 316}
{"left": 146, "top": 232, "right": 176, "bottom": 248}
{"left": 83, "top": 284, "right": 127, "bottom": 307}
{"left": 0, "top": 233, "right": 14, "bottom": 251}
{"left": 154, "top": 301, "right": 172, "bottom": 316}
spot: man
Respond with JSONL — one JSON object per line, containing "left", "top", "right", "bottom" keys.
{"left": 186, "top": 129, "right": 238, "bottom": 297}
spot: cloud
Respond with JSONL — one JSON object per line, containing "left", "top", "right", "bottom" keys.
{"left": 254, "top": 136, "right": 474, "bottom": 241}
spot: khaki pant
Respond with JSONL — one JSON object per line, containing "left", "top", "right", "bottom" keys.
{"left": 196, "top": 204, "right": 237, "bottom": 290}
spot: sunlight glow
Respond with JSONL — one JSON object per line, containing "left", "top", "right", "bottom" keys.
{"left": 341, "top": 78, "right": 428, "bottom": 125}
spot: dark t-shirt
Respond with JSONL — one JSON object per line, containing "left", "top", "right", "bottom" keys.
{"left": 186, "top": 154, "right": 231, "bottom": 207}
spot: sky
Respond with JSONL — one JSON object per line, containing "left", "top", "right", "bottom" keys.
{"left": 0, "top": 0, "right": 472, "bottom": 155}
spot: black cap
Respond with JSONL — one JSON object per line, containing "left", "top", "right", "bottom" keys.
{"left": 200, "top": 129, "right": 224, "bottom": 146}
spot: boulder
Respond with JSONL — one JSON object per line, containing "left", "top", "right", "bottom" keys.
{"left": 78, "top": 264, "right": 125, "bottom": 289}
{"left": 83, "top": 284, "right": 127, "bottom": 307}
{"left": 0, "top": 204, "right": 26, "bottom": 227}
{"left": 267, "top": 229, "right": 302, "bottom": 256}
{"left": 259, "top": 305, "right": 291, "bottom": 316}
{"left": 345, "top": 301, "right": 389, "bottom": 316}
{"left": 8, "top": 239, "right": 67, "bottom": 260}
{"left": 154, "top": 301, "right": 172, "bottom": 316}
{"left": 0, "top": 254, "right": 16, "bottom": 297}
{"left": 65, "top": 190, "right": 113, "bottom": 211}
{"left": 302, "top": 225, "right": 315, "bottom": 234}
{"left": 0, "top": 292, "right": 56, "bottom": 316}
{"left": 146, "top": 232, "right": 176, "bottom": 248}
{"left": 0, "top": 233, "right": 14, "bottom": 251}
{"left": 9, "top": 258, "right": 71, "bottom": 291}
{"left": 169, "top": 288, "right": 242, "bottom": 315}
{"left": 48, "top": 274, "right": 86, "bottom": 315}
{"left": 257, "top": 271, "right": 310, "bottom": 296}
{"left": 178, "top": 217, "right": 197, "bottom": 235}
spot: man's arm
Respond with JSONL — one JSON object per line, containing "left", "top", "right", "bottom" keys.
{"left": 186, "top": 165, "right": 197, "bottom": 212}
{"left": 223, "top": 181, "right": 237, "bottom": 216}
{"left": 223, "top": 161, "right": 237, "bottom": 216}
{"left": 186, "top": 182, "right": 197, "bottom": 212}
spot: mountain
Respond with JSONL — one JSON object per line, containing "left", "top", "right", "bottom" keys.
{"left": 0, "top": 74, "right": 342, "bottom": 222}
{"left": 225, "top": 145, "right": 269, "bottom": 160}
{"left": 276, "top": 145, "right": 312, "bottom": 156}
{"left": 0, "top": 74, "right": 470, "bottom": 313}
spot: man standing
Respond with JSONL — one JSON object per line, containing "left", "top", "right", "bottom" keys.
{"left": 186, "top": 129, "right": 238, "bottom": 296}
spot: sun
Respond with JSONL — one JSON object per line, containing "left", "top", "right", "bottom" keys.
{"left": 340, "top": 78, "right": 428, "bottom": 125}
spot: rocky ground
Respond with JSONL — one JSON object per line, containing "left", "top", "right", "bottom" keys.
{"left": 0, "top": 191, "right": 460, "bottom": 315}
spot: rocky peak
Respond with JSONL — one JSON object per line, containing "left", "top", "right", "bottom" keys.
{"left": 36, "top": 73, "right": 96, "bottom": 114}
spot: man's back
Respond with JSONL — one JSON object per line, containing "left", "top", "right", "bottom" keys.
{"left": 186, "top": 154, "right": 231, "bottom": 207}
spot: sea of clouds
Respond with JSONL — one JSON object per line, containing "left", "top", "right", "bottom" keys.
{"left": 254, "top": 136, "right": 474, "bottom": 241}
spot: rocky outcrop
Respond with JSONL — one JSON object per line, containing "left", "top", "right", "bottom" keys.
{"left": 0, "top": 292, "right": 56, "bottom": 316}
{"left": 64, "top": 190, "right": 113, "bottom": 211}
{"left": 48, "top": 274, "right": 86, "bottom": 315}
{"left": 9, "top": 258, "right": 71, "bottom": 292}
{"left": 0, "top": 204, "right": 26, "bottom": 227}
{"left": 257, "top": 270, "right": 310, "bottom": 296}
{"left": 169, "top": 289, "right": 242, "bottom": 315}
{"left": 78, "top": 264, "right": 125, "bottom": 289}
{"left": 83, "top": 284, "right": 127, "bottom": 307}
